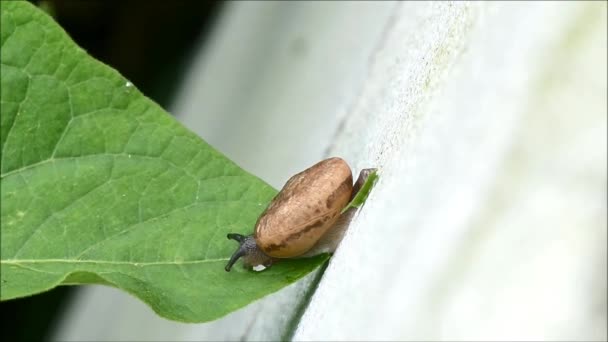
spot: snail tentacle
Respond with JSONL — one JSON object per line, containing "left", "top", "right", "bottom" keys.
{"left": 225, "top": 234, "right": 274, "bottom": 272}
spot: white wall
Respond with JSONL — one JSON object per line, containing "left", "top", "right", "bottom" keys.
{"left": 54, "top": 2, "right": 607, "bottom": 341}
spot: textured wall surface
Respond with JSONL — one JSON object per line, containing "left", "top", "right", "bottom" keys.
{"left": 54, "top": 2, "right": 606, "bottom": 341}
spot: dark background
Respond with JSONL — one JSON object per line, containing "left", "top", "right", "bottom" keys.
{"left": 1, "top": 1, "right": 223, "bottom": 340}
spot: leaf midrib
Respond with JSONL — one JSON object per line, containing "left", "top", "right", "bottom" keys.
{"left": 1, "top": 258, "right": 228, "bottom": 267}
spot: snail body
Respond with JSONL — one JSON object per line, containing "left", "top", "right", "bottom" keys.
{"left": 225, "top": 157, "right": 374, "bottom": 271}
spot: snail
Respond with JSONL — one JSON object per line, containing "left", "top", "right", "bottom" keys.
{"left": 225, "top": 157, "right": 376, "bottom": 272}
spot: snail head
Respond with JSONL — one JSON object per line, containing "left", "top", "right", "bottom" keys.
{"left": 225, "top": 233, "right": 273, "bottom": 272}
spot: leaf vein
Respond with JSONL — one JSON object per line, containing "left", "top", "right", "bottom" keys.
{"left": 12, "top": 169, "right": 113, "bottom": 258}
{"left": 1, "top": 258, "right": 228, "bottom": 267}
{"left": 0, "top": 73, "right": 31, "bottom": 169}
{"left": 50, "top": 85, "right": 74, "bottom": 158}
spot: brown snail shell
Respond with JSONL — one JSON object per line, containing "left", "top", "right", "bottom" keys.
{"left": 255, "top": 157, "right": 353, "bottom": 258}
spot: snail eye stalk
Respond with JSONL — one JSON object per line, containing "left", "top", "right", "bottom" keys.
{"left": 225, "top": 234, "right": 248, "bottom": 272}
{"left": 225, "top": 247, "right": 246, "bottom": 272}
{"left": 227, "top": 233, "right": 246, "bottom": 243}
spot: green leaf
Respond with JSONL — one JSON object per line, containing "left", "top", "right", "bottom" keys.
{"left": 341, "top": 170, "right": 378, "bottom": 214}
{"left": 0, "top": 1, "right": 327, "bottom": 323}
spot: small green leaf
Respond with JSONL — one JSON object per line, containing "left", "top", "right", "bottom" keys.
{"left": 0, "top": 1, "right": 327, "bottom": 322}
{"left": 341, "top": 170, "right": 379, "bottom": 214}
